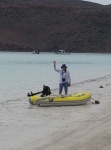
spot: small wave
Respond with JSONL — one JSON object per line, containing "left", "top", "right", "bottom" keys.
{"left": 71, "top": 75, "right": 111, "bottom": 86}
{"left": 0, "top": 97, "right": 27, "bottom": 105}
{"left": 50, "top": 75, "right": 111, "bottom": 91}
{"left": 0, "top": 60, "right": 94, "bottom": 65}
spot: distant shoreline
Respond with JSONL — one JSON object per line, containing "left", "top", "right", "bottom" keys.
{"left": 0, "top": 50, "right": 111, "bottom": 54}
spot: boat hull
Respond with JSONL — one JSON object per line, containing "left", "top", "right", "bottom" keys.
{"left": 55, "top": 52, "right": 70, "bottom": 54}
{"left": 55, "top": 50, "right": 71, "bottom": 54}
{"left": 29, "top": 92, "right": 91, "bottom": 107}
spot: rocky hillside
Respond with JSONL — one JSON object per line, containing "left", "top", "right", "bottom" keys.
{"left": 0, "top": 0, "right": 111, "bottom": 52}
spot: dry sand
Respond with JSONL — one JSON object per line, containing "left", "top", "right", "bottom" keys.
{"left": 0, "top": 75, "right": 111, "bottom": 150}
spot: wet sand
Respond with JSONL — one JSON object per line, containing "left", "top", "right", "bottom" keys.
{"left": 0, "top": 75, "right": 111, "bottom": 150}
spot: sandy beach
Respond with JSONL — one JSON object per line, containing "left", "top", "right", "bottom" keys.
{"left": 0, "top": 75, "right": 111, "bottom": 150}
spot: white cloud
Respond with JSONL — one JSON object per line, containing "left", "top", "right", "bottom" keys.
{"left": 83, "top": 0, "right": 111, "bottom": 5}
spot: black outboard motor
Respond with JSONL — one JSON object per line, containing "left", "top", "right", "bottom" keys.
{"left": 27, "top": 85, "right": 51, "bottom": 97}
{"left": 41, "top": 85, "right": 51, "bottom": 97}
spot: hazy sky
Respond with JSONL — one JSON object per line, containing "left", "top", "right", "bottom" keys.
{"left": 84, "top": 0, "right": 111, "bottom": 5}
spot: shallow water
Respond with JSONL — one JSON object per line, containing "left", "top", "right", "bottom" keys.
{"left": 0, "top": 51, "right": 111, "bottom": 150}
{"left": 0, "top": 52, "right": 111, "bottom": 102}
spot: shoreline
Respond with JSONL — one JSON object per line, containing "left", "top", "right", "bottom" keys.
{"left": 0, "top": 74, "right": 110, "bottom": 104}
{"left": 0, "top": 51, "right": 111, "bottom": 54}
{"left": 0, "top": 74, "right": 111, "bottom": 150}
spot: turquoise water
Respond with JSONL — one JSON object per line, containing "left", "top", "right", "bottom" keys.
{"left": 0, "top": 52, "right": 111, "bottom": 101}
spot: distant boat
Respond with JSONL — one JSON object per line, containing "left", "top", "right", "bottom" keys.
{"left": 55, "top": 50, "right": 71, "bottom": 54}
{"left": 32, "top": 51, "right": 39, "bottom": 54}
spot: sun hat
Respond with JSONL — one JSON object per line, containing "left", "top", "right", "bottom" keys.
{"left": 61, "top": 64, "right": 67, "bottom": 68}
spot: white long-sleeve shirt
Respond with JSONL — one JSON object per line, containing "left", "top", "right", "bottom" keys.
{"left": 54, "top": 65, "right": 71, "bottom": 84}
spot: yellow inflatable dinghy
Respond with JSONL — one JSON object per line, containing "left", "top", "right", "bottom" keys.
{"left": 29, "top": 92, "right": 91, "bottom": 106}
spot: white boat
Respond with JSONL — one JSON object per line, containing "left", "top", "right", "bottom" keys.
{"left": 55, "top": 50, "right": 71, "bottom": 54}
{"left": 32, "top": 51, "right": 39, "bottom": 54}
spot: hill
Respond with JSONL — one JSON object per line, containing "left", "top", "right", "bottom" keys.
{"left": 0, "top": 0, "right": 111, "bottom": 52}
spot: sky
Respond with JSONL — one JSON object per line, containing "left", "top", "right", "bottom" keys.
{"left": 84, "top": 0, "right": 111, "bottom": 5}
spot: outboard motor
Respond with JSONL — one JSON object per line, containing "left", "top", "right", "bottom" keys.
{"left": 27, "top": 85, "right": 51, "bottom": 97}
{"left": 41, "top": 85, "right": 51, "bottom": 97}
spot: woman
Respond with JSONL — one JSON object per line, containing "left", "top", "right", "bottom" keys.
{"left": 53, "top": 61, "right": 71, "bottom": 95}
